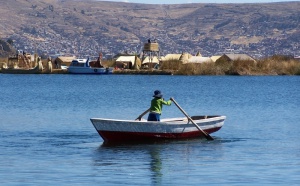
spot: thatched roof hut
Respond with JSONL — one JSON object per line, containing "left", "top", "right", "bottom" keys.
{"left": 216, "top": 54, "right": 256, "bottom": 63}
{"left": 210, "top": 56, "right": 222, "bottom": 62}
{"left": 54, "top": 56, "right": 76, "bottom": 66}
{"left": 142, "top": 56, "right": 159, "bottom": 68}
{"left": 161, "top": 54, "right": 182, "bottom": 61}
{"left": 179, "top": 52, "right": 192, "bottom": 64}
{"left": 195, "top": 51, "right": 202, "bottom": 57}
{"left": 188, "top": 56, "right": 213, "bottom": 63}
{"left": 115, "top": 56, "right": 141, "bottom": 69}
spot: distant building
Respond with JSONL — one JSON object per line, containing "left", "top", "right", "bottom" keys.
{"left": 162, "top": 52, "right": 215, "bottom": 64}
{"left": 188, "top": 56, "right": 213, "bottom": 63}
{"left": 210, "top": 56, "right": 222, "bottom": 62}
{"left": 54, "top": 56, "right": 76, "bottom": 68}
{"left": 195, "top": 51, "right": 202, "bottom": 57}
{"left": 115, "top": 56, "right": 141, "bottom": 69}
{"left": 179, "top": 52, "right": 193, "bottom": 64}
{"left": 216, "top": 54, "right": 256, "bottom": 63}
{"left": 142, "top": 56, "right": 159, "bottom": 69}
{"left": 161, "top": 54, "right": 182, "bottom": 61}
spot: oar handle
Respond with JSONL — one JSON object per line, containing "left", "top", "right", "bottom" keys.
{"left": 170, "top": 97, "right": 214, "bottom": 140}
{"left": 135, "top": 108, "right": 150, "bottom": 121}
{"left": 170, "top": 97, "right": 190, "bottom": 118}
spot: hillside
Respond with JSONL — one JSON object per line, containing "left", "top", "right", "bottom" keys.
{"left": 0, "top": 39, "right": 15, "bottom": 57}
{"left": 0, "top": 0, "right": 299, "bottom": 58}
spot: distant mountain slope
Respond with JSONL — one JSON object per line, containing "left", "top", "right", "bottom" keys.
{"left": 0, "top": 39, "right": 15, "bottom": 57}
{"left": 0, "top": 0, "right": 299, "bottom": 58}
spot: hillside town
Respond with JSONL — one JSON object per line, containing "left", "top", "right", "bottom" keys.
{"left": 0, "top": 1, "right": 299, "bottom": 61}
{"left": 9, "top": 26, "right": 299, "bottom": 61}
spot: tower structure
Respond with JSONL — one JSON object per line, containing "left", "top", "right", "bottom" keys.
{"left": 141, "top": 39, "right": 160, "bottom": 68}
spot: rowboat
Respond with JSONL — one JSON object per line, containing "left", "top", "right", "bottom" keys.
{"left": 90, "top": 115, "right": 226, "bottom": 143}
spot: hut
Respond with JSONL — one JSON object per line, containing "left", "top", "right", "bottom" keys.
{"left": 142, "top": 56, "right": 160, "bottom": 69}
{"left": 54, "top": 56, "right": 76, "bottom": 69}
{"left": 210, "top": 55, "right": 222, "bottom": 62}
{"left": 294, "top": 55, "right": 300, "bottom": 61}
{"left": 216, "top": 54, "right": 256, "bottom": 63}
{"left": 188, "top": 56, "right": 213, "bottom": 63}
{"left": 195, "top": 51, "right": 202, "bottom": 57}
{"left": 179, "top": 52, "right": 193, "bottom": 64}
{"left": 161, "top": 54, "right": 182, "bottom": 61}
{"left": 115, "top": 56, "right": 141, "bottom": 69}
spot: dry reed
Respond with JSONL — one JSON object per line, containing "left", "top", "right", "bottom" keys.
{"left": 160, "top": 56, "right": 300, "bottom": 75}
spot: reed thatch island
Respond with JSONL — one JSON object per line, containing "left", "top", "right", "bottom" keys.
{"left": 1, "top": 40, "right": 300, "bottom": 75}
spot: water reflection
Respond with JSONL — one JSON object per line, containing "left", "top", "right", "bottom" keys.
{"left": 91, "top": 138, "right": 231, "bottom": 185}
{"left": 149, "top": 146, "right": 162, "bottom": 185}
{"left": 95, "top": 140, "right": 166, "bottom": 185}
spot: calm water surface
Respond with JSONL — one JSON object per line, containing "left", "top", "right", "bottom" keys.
{"left": 0, "top": 74, "right": 299, "bottom": 185}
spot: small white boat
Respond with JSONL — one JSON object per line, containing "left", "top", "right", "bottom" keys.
{"left": 60, "top": 64, "right": 68, "bottom": 70}
{"left": 67, "top": 58, "right": 113, "bottom": 74}
{"left": 90, "top": 115, "right": 226, "bottom": 143}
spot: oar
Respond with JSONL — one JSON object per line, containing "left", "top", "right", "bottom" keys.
{"left": 135, "top": 108, "right": 150, "bottom": 121}
{"left": 170, "top": 97, "right": 214, "bottom": 141}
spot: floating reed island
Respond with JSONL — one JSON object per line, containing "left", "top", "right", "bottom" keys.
{"left": 1, "top": 39, "right": 299, "bottom": 75}
{"left": 113, "top": 69, "right": 173, "bottom": 75}
{"left": 1, "top": 54, "right": 300, "bottom": 75}
{"left": 104, "top": 53, "right": 300, "bottom": 76}
{"left": 36, "top": 68, "right": 173, "bottom": 75}
{"left": 157, "top": 56, "right": 300, "bottom": 76}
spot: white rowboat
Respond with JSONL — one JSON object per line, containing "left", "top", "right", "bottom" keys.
{"left": 90, "top": 115, "right": 226, "bottom": 143}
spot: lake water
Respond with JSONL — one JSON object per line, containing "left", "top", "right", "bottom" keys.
{"left": 0, "top": 74, "right": 299, "bottom": 185}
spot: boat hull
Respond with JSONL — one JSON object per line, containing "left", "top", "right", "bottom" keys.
{"left": 90, "top": 115, "right": 226, "bottom": 143}
{"left": 1, "top": 62, "right": 42, "bottom": 74}
{"left": 67, "top": 67, "right": 113, "bottom": 74}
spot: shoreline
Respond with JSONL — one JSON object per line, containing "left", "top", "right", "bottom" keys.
{"left": 1, "top": 69, "right": 299, "bottom": 75}
{"left": 1, "top": 68, "right": 299, "bottom": 76}
{"left": 46, "top": 69, "right": 173, "bottom": 75}
{"left": 0, "top": 68, "right": 174, "bottom": 75}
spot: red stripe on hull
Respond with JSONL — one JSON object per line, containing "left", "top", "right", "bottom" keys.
{"left": 97, "top": 127, "right": 222, "bottom": 142}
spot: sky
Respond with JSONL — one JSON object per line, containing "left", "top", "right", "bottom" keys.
{"left": 97, "top": 0, "right": 296, "bottom": 4}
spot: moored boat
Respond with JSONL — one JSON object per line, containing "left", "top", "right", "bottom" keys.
{"left": 90, "top": 115, "right": 226, "bottom": 143}
{"left": 67, "top": 58, "right": 113, "bottom": 74}
{"left": 1, "top": 60, "right": 43, "bottom": 74}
